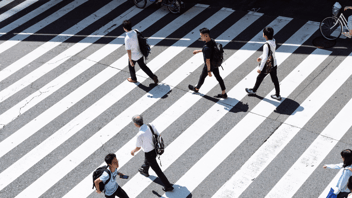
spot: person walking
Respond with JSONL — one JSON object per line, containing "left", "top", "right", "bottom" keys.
{"left": 188, "top": 28, "right": 227, "bottom": 99}
{"left": 123, "top": 20, "right": 158, "bottom": 84}
{"left": 130, "top": 115, "right": 174, "bottom": 192}
{"left": 323, "top": 149, "right": 352, "bottom": 198}
{"left": 245, "top": 26, "right": 281, "bottom": 100}
{"left": 94, "top": 153, "right": 129, "bottom": 198}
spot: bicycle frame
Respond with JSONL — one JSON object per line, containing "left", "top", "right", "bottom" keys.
{"left": 336, "top": 13, "right": 350, "bottom": 32}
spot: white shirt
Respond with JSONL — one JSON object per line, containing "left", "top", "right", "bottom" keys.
{"left": 125, "top": 30, "right": 143, "bottom": 61}
{"left": 258, "top": 39, "right": 277, "bottom": 71}
{"left": 136, "top": 123, "right": 159, "bottom": 153}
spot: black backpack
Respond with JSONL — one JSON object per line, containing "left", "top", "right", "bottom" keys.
{"left": 92, "top": 165, "right": 111, "bottom": 192}
{"left": 135, "top": 30, "right": 151, "bottom": 59}
{"left": 147, "top": 124, "right": 164, "bottom": 156}
{"left": 211, "top": 39, "right": 224, "bottom": 70}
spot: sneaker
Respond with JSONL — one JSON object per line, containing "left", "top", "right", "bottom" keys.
{"left": 153, "top": 76, "right": 159, "bottom": 84}
{"left": 127, "top": 78, "right": 137, "bottom": 83}
{"left": 271, "top": 94, "right": 282, "bottom": 101}
{"left": 342, "top": 32, "right": 352, "bottom": 38}
{"left": 215, "top": 93, "right": 228, "bottom": 99}
{"left": 245, "top": 88, "right": 256, "bottom": 95}
{"left": 188, "top": 84, "right": 199, "bottom": 93}
{"left": 162, "top": 186, "right": 174, "bottom": 192}
{"left": 138, "top": 168, "right": 149, "bottom": 177}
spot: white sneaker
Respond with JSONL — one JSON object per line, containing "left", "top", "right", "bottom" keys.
{"left": 245, "top": 88, "right": 256, "bottom": 95}
{"left": 271, "top": 94, "right": 282, "bottom": 101}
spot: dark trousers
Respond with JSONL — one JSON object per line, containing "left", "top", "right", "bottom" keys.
{"left": 105, "top": 186, "right": 129, "bottom": 198}
{"left": 253, "top": 66, "right": 280, "bottom": 96}
{"left": 196, "top": 66, "right": 226, "bottom": 91}
{"left": 128, "top": 57, "right": 155, "bottom": 81}
{"left": 337, "top": 192, "right": 350, "bottom": 198}
{"left": 141, "top": 150, "right": 172, "bottom": 188}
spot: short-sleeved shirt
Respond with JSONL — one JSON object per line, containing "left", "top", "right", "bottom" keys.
{"left": 99, "top": 168, "right": 119, "bottom": 196}
{"left": 124, "top": 30, "right": 143, "bottom": 61}
{"left": 202, "top": 40, "right": 213, "bottom": 68}
{"left": 136, "top": 123, "right": 159, "bottom": 153}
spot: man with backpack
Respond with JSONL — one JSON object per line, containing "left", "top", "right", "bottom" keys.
{"left": 123, "top": 20, "right": 158, "bottom": 84}
{"left": 245, "top": 26, "right": 281, "bottom": 100}
{"left": 94, "top": 153, "right": 129, "bottom": 198}
{"left": 188, "top": 27, "right": 227, "bottom": 99}
{"left": 130, "top": 114, "right": 174, "bottom": 192}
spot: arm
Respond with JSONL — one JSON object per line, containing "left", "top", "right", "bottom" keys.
{"left": 206, "top": 59, "right": 212, "bottom": 77}
{"left": 323, "top": 163, "right": 343, "bottom": 169}
{"left": 127, "top": 50, "right": 134, "bottom": 67}
{"left": 336, "top": 169, "right": 352, "bottom": 193}
{"left": 94, "top": 178, "right": 102, "bottom": 193}
{"left": 344, "top": 6, "right": 352, "bottom": 11}
{"left": 131, "top": 147, "right": 141, "bottom": 156}
{"left": 258, "top": 44, "right": 269, "bottom": 72}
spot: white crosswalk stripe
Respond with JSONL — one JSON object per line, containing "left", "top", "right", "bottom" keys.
{"left": 0, "top": 1, "right": 351, "bottom": 198}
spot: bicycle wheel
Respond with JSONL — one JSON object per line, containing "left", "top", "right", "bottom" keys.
{"left": 320, "top": 16, "right": 342, "bottom": 40}
{"left": 167, "top": 0, "right": 182, "bottom": 14}
{"left": 133, "top": 0, "right": 147, "bottom": 8}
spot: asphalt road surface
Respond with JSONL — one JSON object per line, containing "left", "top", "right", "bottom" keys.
{"left": 0, "top": 0, "right": 352, "bottom": 198}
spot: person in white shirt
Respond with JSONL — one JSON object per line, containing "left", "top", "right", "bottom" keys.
{"left": 123, "top": 20, "right": 158, "bottom": 84}
{"left": 245, "top": 26, "right": 281, "bottom": 101}
{"left": 130, "top": 114, "right": 174, "bottom": 192}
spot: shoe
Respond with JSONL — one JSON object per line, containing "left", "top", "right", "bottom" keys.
{"left": 271, "top": 94, "right": 282, "bottom": 101}
{"left": 342, "top": 32, "right": 352, "bottom": 38}
{"left": 188, "top": 85, "right": 199, "bottom": 93}
{"left": 162, "top": 186, "right": 174, "bottom": 192}
{"left": 138, "top": 168, "right": 149, "bottom": 177}
{"left": 215, "top": 93, "right": 228, "bottom": 99}
{"left": 245, "top": 88, "right": 256, "bottom": 95}
{"left": 153, "top": 76, "right": 159, "bottom": 84}
{"left": 127, "top": 78, "right": 137, "bottom": 83}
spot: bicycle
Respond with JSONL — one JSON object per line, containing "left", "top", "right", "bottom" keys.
{"left": 133, "top": 0, "right": 184, "bottom": 14}
{"left": 320, "top": 2, "right": 351, "bottom": 40}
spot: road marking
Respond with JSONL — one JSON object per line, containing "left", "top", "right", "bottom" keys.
{"left": 65, "top": 10, "right": 266, "bottom": 198}
{"left": 0, "top": 0, "right": 14, "bottom": 9}
{"left": 214, "top": 52, "right": 352, "bottom": 198}
{"left": 266, "top": 97, "right": 352, "bottom": 197}
{"left": 0, "top": 0, "right": 38, "bottom": 22}
{"left": 0, "top": 0, "right": 64, "bottom": 36}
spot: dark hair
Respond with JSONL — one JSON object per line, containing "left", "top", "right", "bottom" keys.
{"left": 199, "top": 27, "right": 210, "bottom": 35}
{"left": 132, "top": 115, "right": 143, "bottom": 126}
{"left": 123, "top": 20, "right": 132, "bottom": 31}
{"left": 341, "top": 149, "right": 352, "bottom": 167}
{"left": 348, "top": 176, "right": 352, "bottom": 190}
{"left": 105, "top": 153, "right": 116, "bottom": 165}
{"left": 263, "top": 26, "right": 274, "bottom": 40}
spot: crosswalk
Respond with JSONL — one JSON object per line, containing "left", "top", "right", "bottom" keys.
{"left": 0, "top": 0, "right": 352, "bottom": 197}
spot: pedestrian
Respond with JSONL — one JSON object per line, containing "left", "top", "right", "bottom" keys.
{"left": 347, "top": 176, "right": 352, "bottom": 197}
{"left": 130, "top": 114, "right": 174, "bottom": 192}
{"left": 188, "top": 27, "right": 227, "bottom": 99}
{"left": 323, "top": 149, "right": 352, "bottom": 198}
{"left": 123, "top": 20, "right": 158, "bottom": 84}
{"left": 245, "top": 26, "right": 281, "bottom": 100}
{"left": 94, "top": 153, "right": 129, "bottom": 198}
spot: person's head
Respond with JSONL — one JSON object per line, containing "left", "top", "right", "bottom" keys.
{"left": 263, "top": 26, "right": 274, "bottom": 40}
{"left": 199, "top": 28, "right": 211, "bottom": 42}
{"left": 341, "top": 149, "right": 352, "bottom": 167}
{"left": 105, "top": 153, "right": 119, "bottom": 170}
{"left": 132, "top": 114, "right": 144, "bottom": 127}
{"left": 347, "top": 176, "right": 352, "bottom": 191}
{"left": 123, "top": 20, "right": 132, "bottom": 32}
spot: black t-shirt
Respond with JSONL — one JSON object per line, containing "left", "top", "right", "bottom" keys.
{"left": 202, "top": 40, "right": 213, "bottom": 67}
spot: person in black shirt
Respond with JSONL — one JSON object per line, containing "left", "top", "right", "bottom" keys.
{"left": 188, "top": 28, "right": 227, "bottom": 98}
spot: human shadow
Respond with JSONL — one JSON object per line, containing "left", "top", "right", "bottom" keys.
{"left": 135, "top": 82, "right": 172, "bottom": 99}
{"left": 252, "top": 95, "right": 304, "bottom": 115}
{"left": 151, "top": 184, "right": 192, "bottom": 198}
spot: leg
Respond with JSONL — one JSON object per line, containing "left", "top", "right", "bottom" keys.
{"left": 337, "top": 192, "right": 349, "bottom": 198}
{"left": 196, "top": 66, "right": 208, "bottom": 90}
{"left": 141, "top": 154, "right": 150, "bottom": 173}
{"left": 348, "top": 16, "right": 352, "bottom": 35}
{"left": 145, "top": 152, "right": 172, "bottom": 188}
{"left": 252, "top": 71, "right": 267, "bottom": 93}
{"left": 115, "top": 186, "right": 129, "bottom": 198}
{"left": 269, "top": 66, "right": 280, "bottom": 96}
{"left": 128, "top": 59, "right": 137, "bottom": 81}
{"left": 136, "top": 57, "right": 156, "bottom": 79}
{"left": 212, "top": 67, "right": 226, "bottom": 93}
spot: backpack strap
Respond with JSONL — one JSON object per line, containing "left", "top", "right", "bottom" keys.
{"left": 147, "top": 124, "right": 155, "bottom": 135}
{"left": 104, "top": 166, "right": 112, "bottom": 184}
{"left": 147, "top": 124, "right": 162, "bottom": 166}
